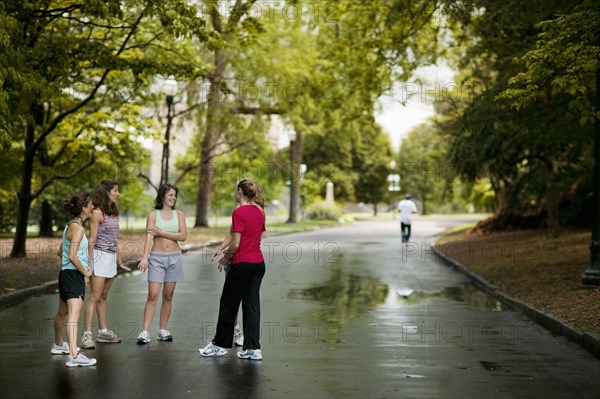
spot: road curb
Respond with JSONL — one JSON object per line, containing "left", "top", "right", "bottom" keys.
{"left": 0, "top": 258, "right": 139, "bottom": 308}
{"left": 430, "top": 243, "right": 600, "bottom": 360}
{"left": 0, "top": 241, "right": 222, "bottom": 309}
{"left": 0, "top": 281, "right": 58, "bottom": 308}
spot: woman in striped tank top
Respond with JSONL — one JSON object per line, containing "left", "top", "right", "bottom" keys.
{"left": 136, "top": 183, "right": 187, "bottom": 344}
{"left": 81, "top": 180, "right": 130, "bottom": 349}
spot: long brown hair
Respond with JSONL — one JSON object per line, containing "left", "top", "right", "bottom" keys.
{"left": 238, "top": 178, "right": 264, "bottom": 208}
{"left": 63, "top": 192, "right": 91, "bottom": 217}
{"left": 92, "top": 180, "right": 119, "bottom": 216}
{"left": 154, "top": 183, "right": 178, "bottom": 210}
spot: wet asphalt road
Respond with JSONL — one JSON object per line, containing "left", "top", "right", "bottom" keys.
{"left": 1, "top": 217, "right": 599, "bottom": 399}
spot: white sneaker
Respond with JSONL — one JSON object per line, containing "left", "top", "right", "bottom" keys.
{"left": 137, "top": 331, "right": 150, "bottom": 345}
{"left": 51, "top": 342, "right": 68, "bottom": 355}
{"left": 157, "top": 329, "right": 173, "bottom": 341}
{"left": 234, "top": 326, "right": 244, "bottom": 347}
{"left": 51, "top": 342, "right": 80, "bottom": 355}
{"left": 81, "top": 332, "right": 95, "bottom": 349}
{"left": 96, "top": 329, "right": 121, "bottom": 343}
{"left": 199, "top": 342, "right": 227, "bottom": 357}
{"left": 237, "top": 349, "right": 262, "bottom": 361}
{"left": 66, "top": 353, "right": 97, "bottom": 367}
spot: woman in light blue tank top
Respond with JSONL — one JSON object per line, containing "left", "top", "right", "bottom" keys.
{"left": 136, "top": 183, "right": 187, "bottom": 344}
{"left": 52, "top": 192, "right": 97, "bottom": 367}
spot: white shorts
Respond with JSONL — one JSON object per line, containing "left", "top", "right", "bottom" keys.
{"left": 90, "top": 249, "right": 117, "bottom": 278}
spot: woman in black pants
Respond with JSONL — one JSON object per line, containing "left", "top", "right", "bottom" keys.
{"left": 200, "top": 178, "right": 266, "bottom": 361}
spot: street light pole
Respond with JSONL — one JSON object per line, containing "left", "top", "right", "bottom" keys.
{"left": 160, "top": 76, "right": 178, "bottom": 187}
{"left": 581, "top": 66, "right": 600, "bottom": 286}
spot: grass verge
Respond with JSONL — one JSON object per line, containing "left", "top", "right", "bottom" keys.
{"left": 435, "top": 227, "right": 600, "bottom": 334}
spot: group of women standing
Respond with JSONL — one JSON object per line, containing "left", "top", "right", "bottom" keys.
{"left": 51, "top": 178, "right": 266, "bottom": 367}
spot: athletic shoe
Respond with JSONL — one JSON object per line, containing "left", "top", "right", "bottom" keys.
{"left": 237, "top": 349, "right": 262, "bottom": 361}
{"left": 81, "top": 332, "right": 95, "bottom": 349}
{"left": 234, "top": 326, "right": 244, "bottom": 347}
{"left": 96, "top": 329, "right": 121, "bottom": 343}
{"left": 199, "top": 342, "right": 227, "bottom": 357}
{"left": 158, "top": 329, "right": 173, "bottom": 341}
{"left": 66, "top": 353, "right": 97, "bottom": 367}
{"left": 51, "top": 342, "right": 80, "bottom": 355}
{"left": 137, "top": 331, "right": 150, "bottom": 345}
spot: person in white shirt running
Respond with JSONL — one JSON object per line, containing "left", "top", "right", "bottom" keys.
{"left": 397, "top": 194, "right": 418, "bottom": 242}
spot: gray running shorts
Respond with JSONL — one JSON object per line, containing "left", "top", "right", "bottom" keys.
{"left": 148, "top": 251, "right": 184, "bottom": 283}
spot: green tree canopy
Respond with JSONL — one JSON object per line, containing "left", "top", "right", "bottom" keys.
{"left": 1, "top": 0, "right": 214, "bottom": 257}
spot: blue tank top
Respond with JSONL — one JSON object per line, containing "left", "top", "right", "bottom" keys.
{"left": 62, "top": 221, "right": 89, "bottom": 271}
{"left": 155, "top": 209, "right": 179, "bottom": 233}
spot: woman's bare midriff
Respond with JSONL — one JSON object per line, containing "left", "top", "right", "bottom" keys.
{"left": 152, "top": 236, "right": 181, "bottom": 253}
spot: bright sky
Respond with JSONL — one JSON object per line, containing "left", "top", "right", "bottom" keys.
{"left": 375, "top": 62, "right": 455, "bottom": 151}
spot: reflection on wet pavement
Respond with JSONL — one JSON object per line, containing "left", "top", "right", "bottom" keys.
{"left": 397, "top": 284, "right": 503, "bottom": 311}
{"left": 2, "top": 219, "right": 600, "bottom": 399}
{"left": 288, "top": 265, "right": 388, "bottom": 324}
{"left": 288, "top": 262, "right": 503, "bottom": 327}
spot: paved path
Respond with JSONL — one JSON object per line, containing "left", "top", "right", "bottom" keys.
{"left": 1, "top": 218, "right": 599, "bottom": 398}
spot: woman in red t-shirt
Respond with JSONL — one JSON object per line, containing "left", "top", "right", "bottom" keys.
{"left": 200, "top": 178, "right": 266, "bottom": 361}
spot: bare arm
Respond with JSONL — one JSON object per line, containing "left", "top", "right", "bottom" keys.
{"left": 116, "top": 246, "right": 131, "bottom": 271}
{"left": 67, "top": 224, "right": 90, "bottom": 286}
{"left": 211, "top": 225, "right": 233, "bottom": 261}
{"left": 218, "top": 231, "right": 241, "bottom": 270}
{"left": 148, "top": 210, "right": 187, "bottom": 242}
{"left": 138, "top": 212, "right": 156, "bottom": 273}
{"left": 87, "top": 209, "right": 102, "bottom": 260}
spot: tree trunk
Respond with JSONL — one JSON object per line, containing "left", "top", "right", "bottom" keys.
{"left": 373, "top": 203, "right": 378, "bottom": 216}
{"left": 39, "top": 200, "right": 54, "bottom": 237}
{"left": 490, "top": 176, "right": 503, "bottom": 214}
{"left": 288, "top": 131, "right": 302, "bottom": 223}
{"left": 11, "top": 195, "right": 32, "bottom": 258}
{"left": 545, "top": 161, "right": 560, "bottom": 238}
{"left": 195, "top": 48, "right": 226, "bottom": 228}
{"left": 11, "top": 162, "right": 32, "bottom": 257}
{"left": 490, "top": 176, "right": 513, "bottom": 216}
{"left": 11, "top": 104, "right": 42, "bottom": 258}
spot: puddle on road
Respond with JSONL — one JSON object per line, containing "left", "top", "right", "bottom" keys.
{"left": 430, "top": 285, "right": 503, "bottom": 311}
{"left": 288, "top": 265, "right": 389, "bottom": 324}
{"left": 387, "top": 283, "right": 503, "bottom": 312}
{"left": 288, "top": 262, "right": 503, "bottom": 327}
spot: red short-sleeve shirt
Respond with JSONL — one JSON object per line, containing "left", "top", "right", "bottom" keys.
{"left": 231, "top": 205, "right": 266, "bottom": 264}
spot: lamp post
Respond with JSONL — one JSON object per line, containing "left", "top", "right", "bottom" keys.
{"left": 581, "top": 67, "right": 600, "bottom": 286}
{"left": 160, "top": 75, "right": 178, "bottom": 187}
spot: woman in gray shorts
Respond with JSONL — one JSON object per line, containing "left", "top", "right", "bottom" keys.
{"left": 137, "top": 183, "right": 187, "bottom": 344}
